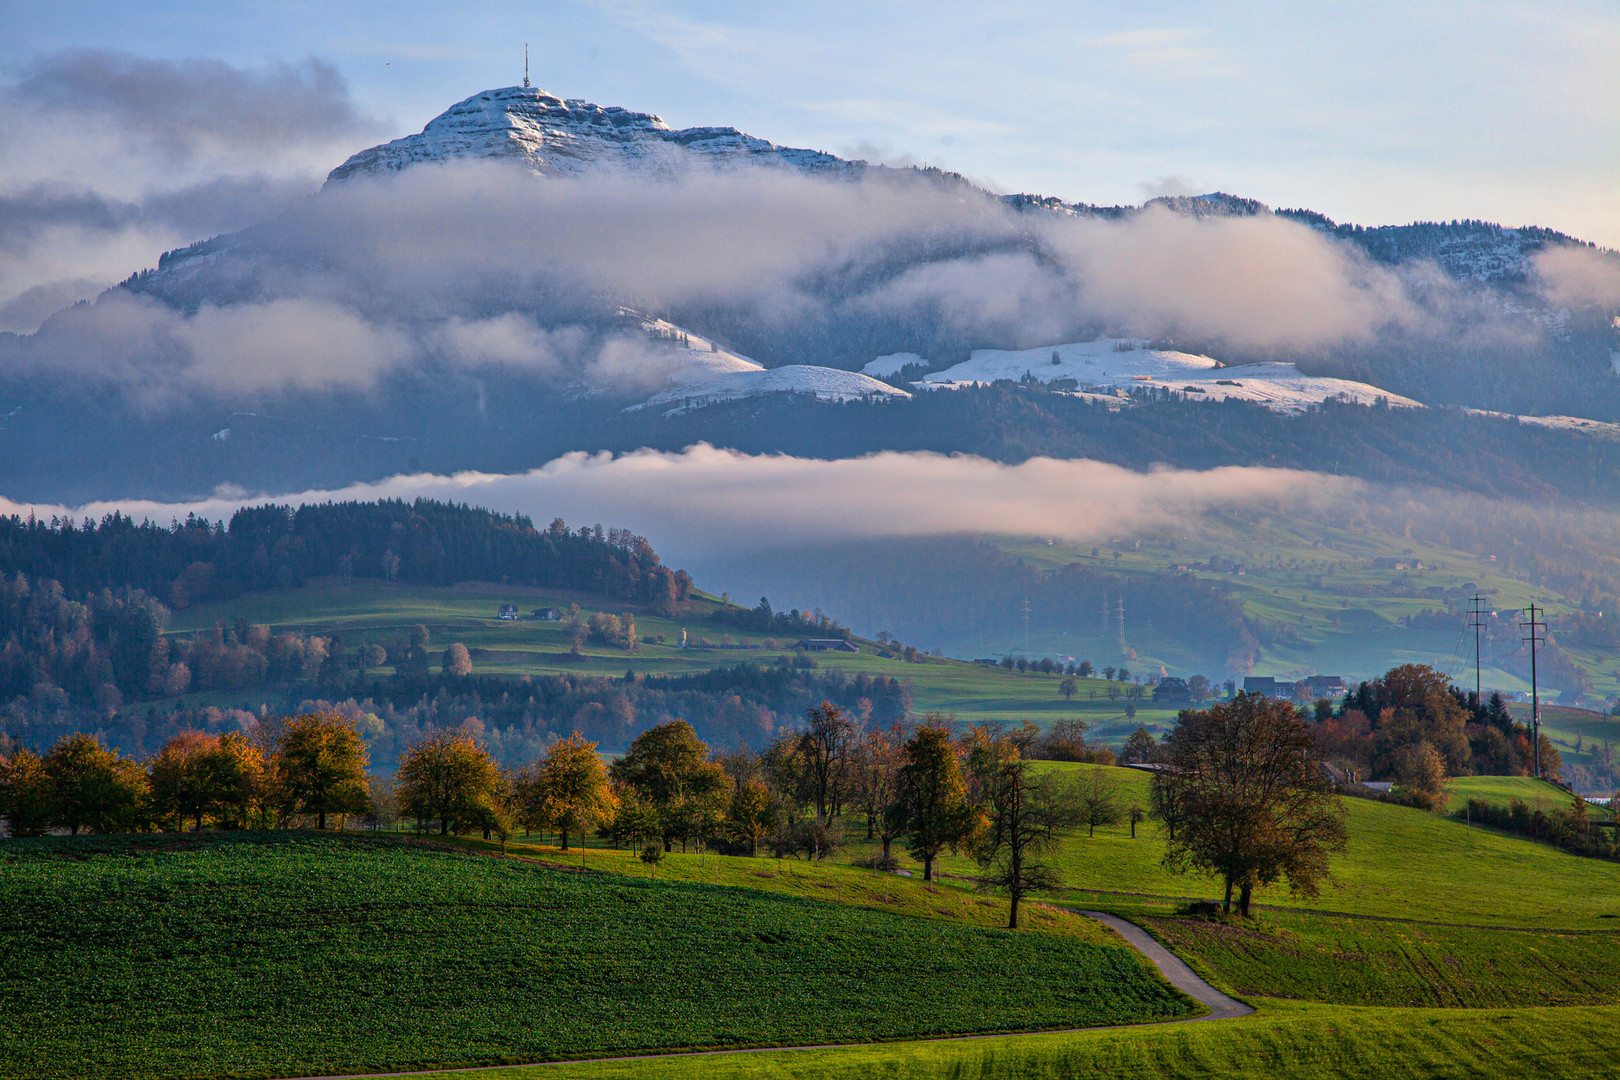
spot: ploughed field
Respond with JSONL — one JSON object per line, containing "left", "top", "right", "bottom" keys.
{"left": 0, "top": 833, "right": 1187, "bottom": 1080}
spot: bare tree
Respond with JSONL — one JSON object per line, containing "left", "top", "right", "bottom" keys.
{"left": 973, "top": 746, "right": 1083, "bottom": 928}
{"left": 1079, "top": 767, "right": 1122, "bottom": 837}
{"left": 851, "top": 720, "right": 908, "bottom": 857}
{"left": 795, "top": 700, "right": 856, "bottom": 822}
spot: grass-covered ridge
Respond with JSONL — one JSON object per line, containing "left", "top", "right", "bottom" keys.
{"left": 0, "top": 832, "right": 1188, "bottom": 1080}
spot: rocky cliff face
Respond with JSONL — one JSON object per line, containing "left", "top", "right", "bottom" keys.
{"left": 324, "top": 86, "right": 856, "bottom": 185}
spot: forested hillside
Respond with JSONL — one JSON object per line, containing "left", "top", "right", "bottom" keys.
{"left": 0, "top": 499, "right": 690, "bottom": 610}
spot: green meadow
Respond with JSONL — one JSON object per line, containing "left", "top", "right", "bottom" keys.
{"left": 0, "top": 833, "right": 1186, "bottom": 1080}
{"left": 408, "top": 1000, "right": 1620, "bottom": 1080}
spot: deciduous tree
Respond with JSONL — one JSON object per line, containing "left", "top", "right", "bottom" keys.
{"left": 610, "top": 720, "right": 726, "bottom": 850}
{"left": 1079, "top": 767, "right": 1122, "bottom": 837}
{"left": 971, "top": 739, "right": 1083, "bottom": 928}
{"left": 725, "top": 780, "right": 776, "bottom": 855}
{"left": 0, "top": 746, "right": 55, "bottom": 837}
{"left": 536, "top": 732, "right": 614, "bottom": 849}
{"left": 897, "top": 716, "right": 973, "bottom": 881}
{"left": 44, "top": 733, "right": 148, "bottom": 834}
{"left": 1158, "top": 693, "right": 1348, "bottom": 916}
{"left": 276, "top": 710, "right": 371, "bottom": 829}
{"left": 396, "top": 729, "right": 501, "bottom": 836}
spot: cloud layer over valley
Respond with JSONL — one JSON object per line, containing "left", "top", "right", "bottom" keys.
{"left": 0, "top": 445, "right": 1351, "bottom": 575}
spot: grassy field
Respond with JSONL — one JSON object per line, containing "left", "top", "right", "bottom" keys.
{"left": 400, "top": 999, "right": 1620, "bottom": 1080}
{"left": 1443, "top": 774, "right": 1575, "bottom": 813}
{"left": 13, "top": 760, "right": 1620, "bottom": 1079}
{"left": 904, "top": 765, "right": 1620, "bottom": 929}
{"left": 478, "top": 763, "right": 1620, "bottom": 930}
{"left": 1144, "top": 911, "right": 1620, "bottom": 1008}
{"left": 163, "top": 578, "right": 1182, "bottom": 735}
{"left": 0, "top": 832, "right": 1188, "bottom": 1080}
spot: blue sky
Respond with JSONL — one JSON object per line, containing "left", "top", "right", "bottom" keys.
{"left": 3, "top": 0, "right": 1616, "bottom": 244}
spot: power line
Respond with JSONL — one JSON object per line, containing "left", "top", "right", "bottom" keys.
{"left": 1468, "top": 594, "right": 1487, "bottom": 704}
{"left": 1521, "top": 603, "right": 1546, "bottom": 779}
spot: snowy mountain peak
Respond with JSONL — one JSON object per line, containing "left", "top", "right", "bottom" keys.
{"left": 325, "top": 86, "right": 854, "bottom": 185}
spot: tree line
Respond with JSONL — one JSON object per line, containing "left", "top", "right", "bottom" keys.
{"left": 0, "top": 691, "right": 1349, "bottom": 928}
{"left": 0, "top": 498, "right": 692, "bottom": 612}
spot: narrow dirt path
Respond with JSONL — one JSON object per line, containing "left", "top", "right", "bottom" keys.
{"left": 1069, "top": 909, "right": 1254, "bottom": 1020}
{"left": 276, "top": 911, "right": 1251, "bottom": 1080}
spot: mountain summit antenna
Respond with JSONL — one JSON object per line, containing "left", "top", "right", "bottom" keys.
{"left": 523, "top": 44, "right": 531, "bottom": 88}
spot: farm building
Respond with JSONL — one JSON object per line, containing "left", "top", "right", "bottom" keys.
{"left": 796, "top": 638, "right": 859, "bottom": 652}
{"left": 1152, "top": 677, "right": 1191, "bottom": 703}
{"left": 497, "top": 604, "right": 519, "bottom": 620}
{"left": 532, "top": 607, "right": 562, "bottom": 621}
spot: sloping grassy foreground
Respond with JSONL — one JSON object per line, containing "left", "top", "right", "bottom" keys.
{"left": 414, "top": 999, "right": 1620, "bottom": 1080}
{"left": 1143, "top": 911, "right": 1620, "bottom": 1007}
{"left": 0, "top": 833, "right": 1187, "bottom": 1080}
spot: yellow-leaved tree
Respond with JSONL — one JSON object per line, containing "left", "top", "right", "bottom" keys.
{"left": 396, "top": 729, "right": 501, "bottom": 836}
{"left": 536, "top": 732, "right": 615, "bottom": 850}
{"left": 275, "top": 710, "right": 371, "bottom": 830}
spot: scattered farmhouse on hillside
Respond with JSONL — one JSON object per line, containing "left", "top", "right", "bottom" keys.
{"left": 497, "top": 604, "right": 519, "bottom": 620}
{"left": 1152, "top": 677, "right": 1192, "bottom": 703}
{"left": 796, "top": 638, "right": 859, "bottom": 652}
{"left": 532, "top": 607, "right": 562, "bottom": 621}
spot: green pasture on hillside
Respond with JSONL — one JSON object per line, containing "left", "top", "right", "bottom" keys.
{"left": 163, "top": 578, "right": 1178, "bottom": 734}
{"left": 1443, "top": 774, "right": 1575, "bottom": 814}
{"left": 407, "top": 999, "right": 1620, "bottom": 1080}
{"left": 0, "top": 833, "right": 1187, "bottom": 1080}
{"left": 895, "top": 765, "right": 1620, "bottom": 928}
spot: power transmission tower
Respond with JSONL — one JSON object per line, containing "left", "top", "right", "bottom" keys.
{"left": 1116, "top": 597, "right": 1126, "bottom": 649}
{"left": 1521, "top": 604, "right": 1546, "bottom": 778}
{"left": 1467, "top": 594, "right": 1487, "bottom": 705}
{"left": 1020, "top": 597, "right": 1031, "bottom": 653}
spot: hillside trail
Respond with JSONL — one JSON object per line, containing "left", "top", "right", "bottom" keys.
{"left": 275, "top": 911, "right": 1251, "bottom": 1080}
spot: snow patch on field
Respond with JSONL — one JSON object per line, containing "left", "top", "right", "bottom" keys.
{"left": 1463, "top": 409, "right": 1620, "bottom": 439}
{"left": 917, "top": 338, "right": 1421, "bottom": 413}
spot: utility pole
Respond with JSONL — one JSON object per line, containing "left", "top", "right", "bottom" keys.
{"left": 1521, "top": 604, "right": 1545, "bottom": 778}
{"left": 1468, "top": 594, "right": 1487, "bottom": 705}
{"left": 1020, "top": 597, "right": 1031, "bottom": 654}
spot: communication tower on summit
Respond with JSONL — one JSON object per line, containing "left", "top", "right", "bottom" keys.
{"left": 523, "top": 44, "right": 531, "bottom": 88}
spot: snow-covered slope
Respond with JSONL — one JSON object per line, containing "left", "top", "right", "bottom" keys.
{"left": 915, "top": 338, "right": 1422, "bottom": 412}
{"left": 862, "top": 353, "right": 924, "bottom": 377}
{"left": 327, "top": 86, "right": 854, "bottom": 185}
{"left": 618, "top": 319, "right": 909, "bottom": 414}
